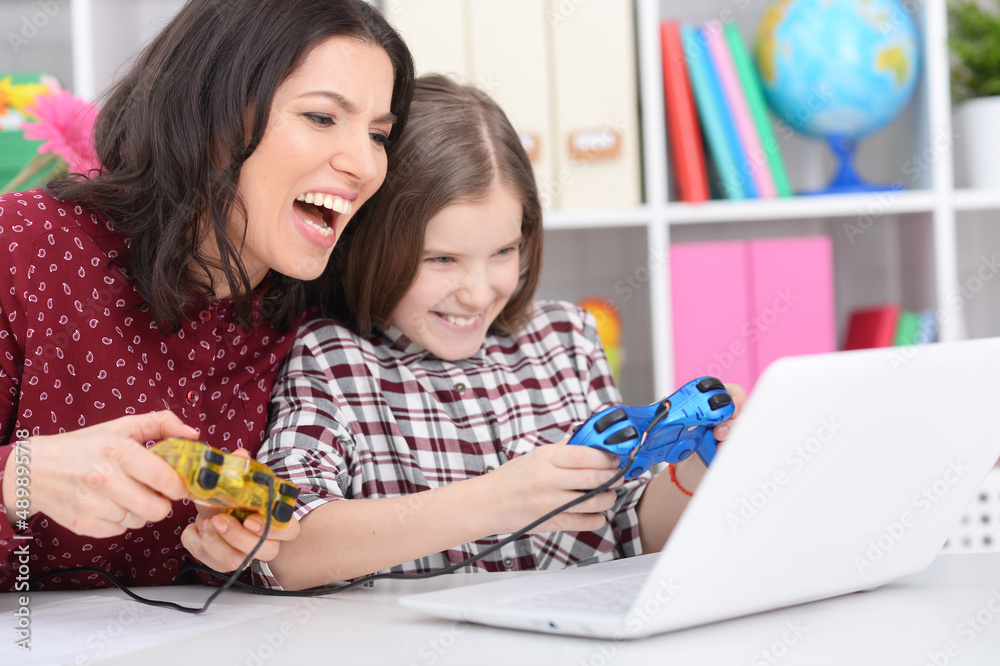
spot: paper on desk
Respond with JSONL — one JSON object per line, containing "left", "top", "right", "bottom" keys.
{"left": 1, "top": 594, "right": 284, "bottom": 665}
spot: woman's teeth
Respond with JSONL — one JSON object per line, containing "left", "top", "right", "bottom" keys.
{"left": 297, "top": 192, "right": 353, "bottom": 215}
{"left": 303, "top": 217, "right": 335, "bottom": 237}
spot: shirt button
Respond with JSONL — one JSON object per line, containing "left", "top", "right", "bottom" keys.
{"left": 484, "top": 466, "right": 495, "bottom": 473}
{"left": 502, "top": 557, "right": 515, "bottom": 570}
{"left": 164, "top": 557, "right": 179, "bottom": 570}
{"left": 185, "top": 389, "right": 200, "bottom": 405}
{"left": 198, "top": 309, "right": 212, "bottom": 323}
{"left": 454, "top": 382, "right": 467, "bottom": 393}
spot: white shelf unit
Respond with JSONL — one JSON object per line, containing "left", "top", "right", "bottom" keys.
{"left": 547, "top": 0, "right": 987, "bottom": 403}
{"left": 48, "top": 0, "right": 1000, "bottom": 404}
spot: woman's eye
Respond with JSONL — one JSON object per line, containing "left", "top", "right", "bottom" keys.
{"left": 430, "top": 256, "right": 453, "bottom": 265}
{"left": 303, "top": 113, "right": 335, "bottom": 127}
{"left": 496, "top": 247, "right": 518, "bottom": 257}
{"left": 371, "top": 132, "right": 392, "bottom": 149}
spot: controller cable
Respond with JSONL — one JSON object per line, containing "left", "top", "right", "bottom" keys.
{"left": 30, "top": 407, "right": 675, "bottom": 612}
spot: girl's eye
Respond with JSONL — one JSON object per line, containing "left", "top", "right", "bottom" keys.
{"left": 303, "top": 113, "right": 335, "bottom": 127}
{"left": 430, "top": 256, "right": 453, "bottom": 265}
{"left": 371, "top": 132, "right": 392, "bottom": 149}
{"left": 496, "top": 246, "right": 518, "bottom": 257}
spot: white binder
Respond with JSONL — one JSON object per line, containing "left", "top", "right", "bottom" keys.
{"left": 467, "top": 0, "right": 559, "bottom": 209}
{"left": 547, "top": 0, "right": 642, "bottom": 209}
{"left": 381, "top": 0, "right": 470, "bottom": 80}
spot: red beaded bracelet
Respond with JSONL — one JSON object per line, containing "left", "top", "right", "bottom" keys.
{"left": 668, "top": 463, "right": 693, "bottom": 497}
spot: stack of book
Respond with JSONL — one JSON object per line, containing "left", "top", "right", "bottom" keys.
{"left": 843, "top": 305, "right": 940, "bottom": 350}
{"left": 660, "top": 20, "right": 792, "bottom": 202}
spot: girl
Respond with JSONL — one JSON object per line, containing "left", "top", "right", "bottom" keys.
{"left": 0, "top": 0, "right": 413, "bottom": 590}
{"left": 260, "top": 75, "right": 743, "bottom": 591}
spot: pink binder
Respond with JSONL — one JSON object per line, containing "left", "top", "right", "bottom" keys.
{"left": 670, "top": 241, "right": 756, "bottom": 392}
{"left": 748, "top": 237, "right": 836, "bottom": 379}
{"left": 671, "top": 237, "right": 835, "bottom": 393}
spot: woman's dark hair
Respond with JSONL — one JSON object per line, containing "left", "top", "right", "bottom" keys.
{"left": 324, "top": 74, "right": 543, "bottom": 337}
{"left": 50, "top": 0, "right": 414, "bottom": 333}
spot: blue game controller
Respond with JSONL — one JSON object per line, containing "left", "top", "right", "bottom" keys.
{"left": 568, "top": 377, "right": 735, "bottom": 479}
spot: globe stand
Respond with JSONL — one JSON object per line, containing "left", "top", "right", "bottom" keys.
{"left": 800, "top": 134, "right": 896, "bottom": 196}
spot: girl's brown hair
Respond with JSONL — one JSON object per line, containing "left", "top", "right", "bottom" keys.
{"left": 49, "top": 0, "right": 414, "bottom": 334}
{"left": 325, "top": 74, "right": 543, "bottom": 337}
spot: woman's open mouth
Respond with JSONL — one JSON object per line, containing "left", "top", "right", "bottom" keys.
{"left": 293, "top": 192, "right": 353, "bottom": 238}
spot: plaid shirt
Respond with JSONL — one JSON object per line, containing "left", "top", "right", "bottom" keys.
{"left": 260, "top": 301, "right": 650, "bottom": 577}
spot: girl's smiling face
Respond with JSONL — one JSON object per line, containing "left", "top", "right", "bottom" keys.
{"left": 388, "top": 184, "right": 524, "bottom": 361}
{"left": 228, "top": 35, "right": 396, "bottom": 294}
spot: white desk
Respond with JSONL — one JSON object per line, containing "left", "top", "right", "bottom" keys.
{"left": 5, "top": 552, "right": 1000, "bottom": 665}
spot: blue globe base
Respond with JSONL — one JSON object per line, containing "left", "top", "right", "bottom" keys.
{"left": 799, "top": 135, "right": 900, "bottom": 196}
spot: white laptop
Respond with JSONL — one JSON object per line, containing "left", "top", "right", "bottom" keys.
{"left": 400, "top": 338, "right": 1000, "bottom": 639}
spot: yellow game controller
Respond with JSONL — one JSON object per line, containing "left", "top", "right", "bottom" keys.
{"left": 151, "top": 438, "right": 299, "bottom": 529}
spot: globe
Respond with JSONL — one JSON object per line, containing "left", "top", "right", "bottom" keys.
{"left": 755, "top": 0, "right": 920, "bottom": 193}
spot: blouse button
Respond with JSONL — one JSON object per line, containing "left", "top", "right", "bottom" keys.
{"left": 454, "top": 382, "right": 467, "bottom": 393}
{"left": 502, "top": 557, "right": 515, "bottom": 570}
{"left": 198, "top": 309, "right": 212, "bottom": 323}
{"left": 185, "top": 389, "right": 200, "bottom": 405}
{"left": 164, "top": 557, "right": 179, "bottom": 570}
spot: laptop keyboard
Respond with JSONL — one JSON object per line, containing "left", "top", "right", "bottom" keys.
{"left": 502, "top": 575, "right": 645, "bottom": 614}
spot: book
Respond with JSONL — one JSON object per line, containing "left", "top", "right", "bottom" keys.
{"left": 704, "top": 21, "right": 777, "bottom": 198}
{"left": 660, "top": 20, "right": 710, "bottom": 203}
{"left": 680, "top": 24, "right": 746, "bottom": 199}
{"left": 917, "top": 309, "right": 939, "bottom": 344}
{"left": 892, "top": 310, "right": 922, "bottom": 346}
{"left": 723, "top": 22, "right": 793, "bottom": 197}
{"left": 893, "top": 309, "right": 940, "bottom": 346}
{"left": 696, "top": 25, "right": 756, "bottom": 198}
{"left": 844, "top": 305, "right": 901, "bottom": 350}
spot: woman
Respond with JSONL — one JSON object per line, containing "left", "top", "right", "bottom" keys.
{"left": 0, "top": 0, "right": 413, "bottom": 590}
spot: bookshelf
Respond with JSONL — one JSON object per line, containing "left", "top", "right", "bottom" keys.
{"left": 549, "top": 0, "right": 983, "bottom": 404}
{"left": 4, "top": 0, "right": 998, "bottom": 405}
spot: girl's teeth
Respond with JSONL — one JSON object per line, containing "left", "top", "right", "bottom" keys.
{"left": 444, "top": 314, "right": 476, "bottom": 327}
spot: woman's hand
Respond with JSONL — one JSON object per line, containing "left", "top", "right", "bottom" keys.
{"left": 180, "top": 449, "right": 301, "bottom": 573}
{"left": 712, "top": 382, "right": 747, "bottom": 442}
{"left": 479, "top": 439, "right": 622, "bottom": 535}
{"left": 3, "top": 411, "right": 196, "bottom": 536}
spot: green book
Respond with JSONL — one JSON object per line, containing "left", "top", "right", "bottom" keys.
{"left": 723, "top": 23, "right": 793, "bottom": 197}
{"left": 893, "top": 310, "right": 922, "bottom": 346}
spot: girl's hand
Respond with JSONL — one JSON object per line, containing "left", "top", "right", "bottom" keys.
{"left": 712, "top": 382, "right": 747, "bottom": 442}
{"left": 480, "top": 439, "right": 622, "bottom": 535}
{"left": 4, "top": 412, "right": 196, "bottom": 536}
{"left": 180, "top": 449, "right": 301, "bottom": 573}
